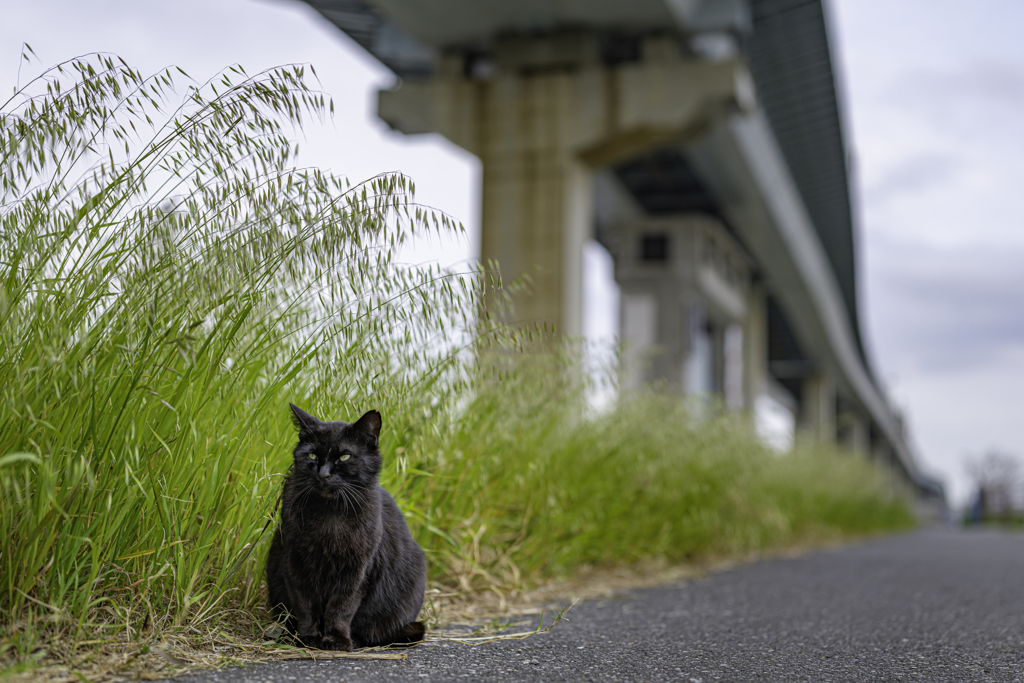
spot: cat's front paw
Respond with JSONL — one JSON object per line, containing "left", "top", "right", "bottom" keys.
{"left": 319, "top": 634, "right": 353, "bottom": 651}
{"left": 296, "top": 633, "right": 322, "bottom": 649}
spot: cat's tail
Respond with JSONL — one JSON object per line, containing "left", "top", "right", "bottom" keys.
{"left": 392, "top": 621, "right": 426, "bottom": 644}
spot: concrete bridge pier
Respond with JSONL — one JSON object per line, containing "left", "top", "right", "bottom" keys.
{"left": 838, "top": 405, "right": 870, "bottom": 455}
{"left": 801, "top": 373, "right": 837, "bottom": 444}
{"left": 604, "top": 213, "right": 751, "bottom": 405}
{"left": 381, "top": 49, "right": 593, "bottom": 334}
{"left": 742, "top": 285, "right": 769, "bottom": 412}
{"left": 471, "top": 54, "right": 597, "bottom": 336}
{"left": 304, "top": 0, "right": 947, "bottom": 522}
{"left": 378, "top": 34, "right": 752, "bottom": 335}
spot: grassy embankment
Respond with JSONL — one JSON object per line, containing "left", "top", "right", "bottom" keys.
{"left": 0, "top": 54, "right": 913, "bottom": 677}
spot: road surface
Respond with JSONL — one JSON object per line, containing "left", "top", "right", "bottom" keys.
{"left": 169, "top": 529, "right": 1024, "bottom": 681}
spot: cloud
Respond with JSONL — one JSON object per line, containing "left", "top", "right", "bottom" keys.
{"left": 865, "top": 238, "right": 1024, "bottom": 373}
{"left": 853, "top": 61, "right": 1024, "bottom": 248}
{"left": 833, "top": 0, "right": 1024, "bottom": 505}
{"left": 880, "top": 61, "right": 1024, "bottom": 143}
{"left": 861, "top": 152, "right": 958, "bottom": 206}
{"left": 891, "top": 60, "right": 1024, "bottom": 111}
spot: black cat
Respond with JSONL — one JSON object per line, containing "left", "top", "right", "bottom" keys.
{"left": 266, "top": 404, "right": 426, "bottom": 650}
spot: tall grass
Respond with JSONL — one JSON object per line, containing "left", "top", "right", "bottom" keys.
{"left": 0, "top": 52, "right": 912, "bottom": 674}
{"left": 395, "top": 354, "right": 912, "bottom": 590}
{"left": 0, "top": 51, "right": 473, "bottom": 664}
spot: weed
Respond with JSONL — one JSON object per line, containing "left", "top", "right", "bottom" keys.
{"left": 0, "top": 52, "right": 912, "bottom": 680}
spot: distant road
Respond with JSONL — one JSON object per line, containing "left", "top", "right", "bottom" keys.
{"left": 171, "top": 529, "right": 1024, "bottom": 682}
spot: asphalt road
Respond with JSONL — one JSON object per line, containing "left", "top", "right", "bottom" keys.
{"left": 170, "top": 529, "right": 1024, "bottom": 682}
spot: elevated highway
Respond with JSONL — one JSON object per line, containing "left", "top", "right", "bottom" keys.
{"left": 299, "top": 0, "right": 945, "bottom": 508}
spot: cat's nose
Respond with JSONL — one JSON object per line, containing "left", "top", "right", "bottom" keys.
{"left": 318, "top": 463, "right": 332, "bottom": 480}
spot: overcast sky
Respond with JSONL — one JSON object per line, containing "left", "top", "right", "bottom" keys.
{"left": 4, "top": 0, "right": 1021, "bottom": 506}
{"left": 831, "top": 0, "right": 1024, "bottom": 506}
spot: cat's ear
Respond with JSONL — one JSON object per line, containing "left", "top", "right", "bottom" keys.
{"left": 353, "top": 410, "right": 382, "bottom": 443}
{"left": 289, "top": 404, "right": 320, "bottom": 435}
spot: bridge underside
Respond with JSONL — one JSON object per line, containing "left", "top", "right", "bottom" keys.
{"left": 301, "top": 0, "right": 945, "bottom": 511}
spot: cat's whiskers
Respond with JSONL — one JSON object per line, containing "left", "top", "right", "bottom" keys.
{"left": 336, "top": 481, "right": 360, "bottom": 514}
{"left": 333, "top": 482, "right": 351, "bottom": 512}
{"left": 292, "top": 478, "right": 319, "bottom": 512}
{"left": 332, "top": 480, "right": 372, "bottom": 515}
{"left": 347, "top": 482, "right": 371, "bottom": 509}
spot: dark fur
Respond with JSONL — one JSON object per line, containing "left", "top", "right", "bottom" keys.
{"left": 266, "top": 404, "right": 426, "bottom": 650}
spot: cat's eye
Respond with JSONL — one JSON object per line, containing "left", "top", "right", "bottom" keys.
{"left": 340, "top": 454, "right": 350, "bottom": 462}
{"left": 307, "top": 453, "right": 316, "bottom": 460}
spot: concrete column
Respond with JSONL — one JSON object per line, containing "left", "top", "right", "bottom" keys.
{"left": 743, "top": 286, "right": 769, "bottom": 411}
{"left": 872, "top": 442, "right": 898, "bottom": 497}
{"left": 802, "top": 373, "right": 836, "bottom": 443}
{"left": 606, "top": 215, "right": 750, "bottom": 401}
{"left": 723, "top": 323, "right": 744, "bottom": 409}
{"left": 684, "top": 297, "right": 711, "bottom": 395}
{"left": 620, "top": 284, "right": 693, "bottom": 395}
{"left": 620, "top": 290, "right": 658, "bottom": 392}
{"left": 839, "top": 411, "right": 869, "bottom": 455}
{"left": 710, "top": 321, "right": 725, "bottom": 396}
{"left": 652, "top": 284, "right": 691, "bottom": 394}
{"left": 477, "top": 73, "right": 592, "bottom": 334}
{"left": 378, "top": 35, "right": 754, "bottom": 335}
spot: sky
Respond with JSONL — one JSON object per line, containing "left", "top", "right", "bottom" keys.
{"left": 831, "top": 0, "right": 1024, "bottom": 505}
{"left": 3, "top": 0, "right": 1021, "bottom": 507}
